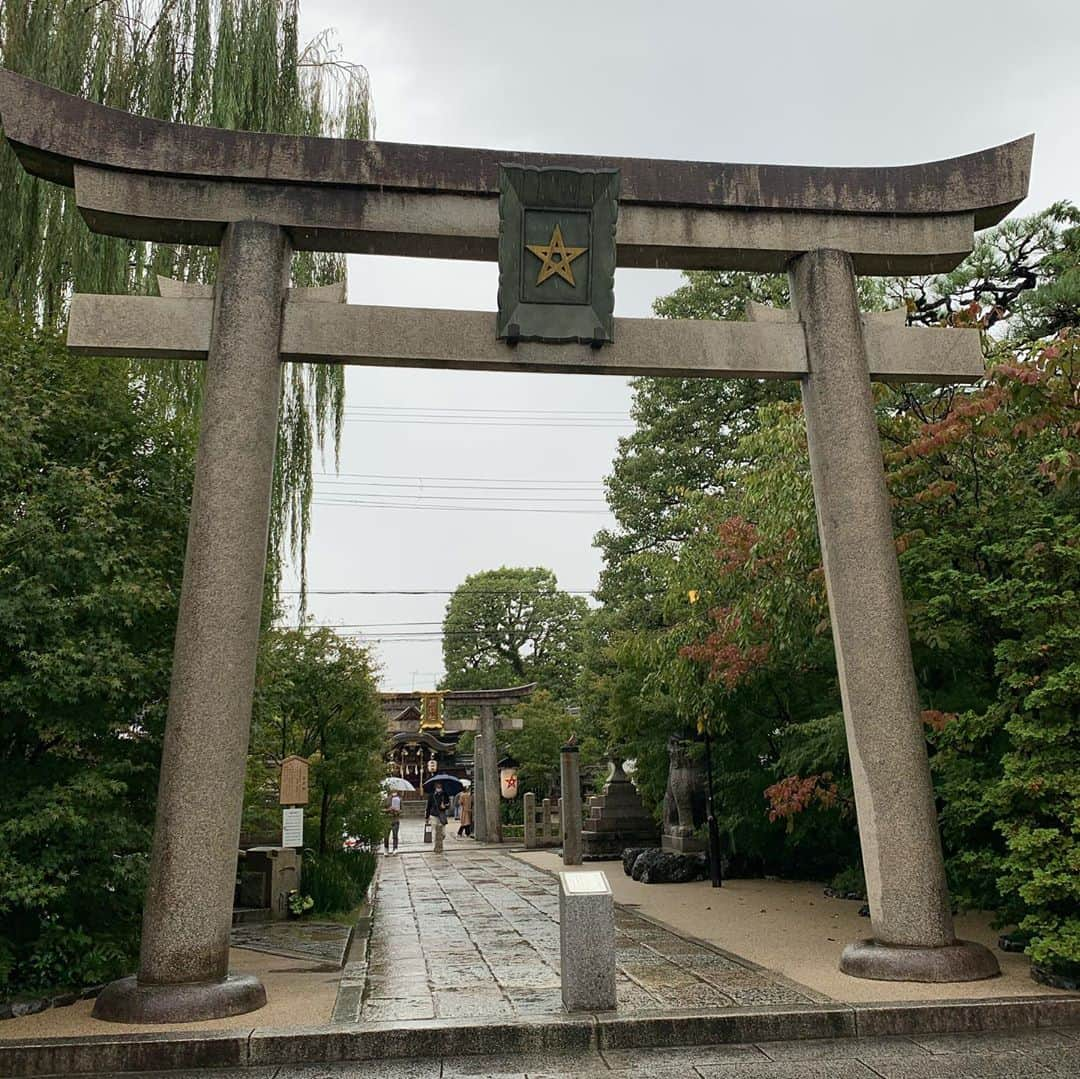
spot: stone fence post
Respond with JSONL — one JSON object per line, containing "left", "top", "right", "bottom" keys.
{"left": 560, "top": 745, "right": 582, "bottom": 866}
{"left": 540, "top": 797, "right": 552, "bottom": 845}
{"left": 523, "top": 792, "right": 537, "bottom": 849}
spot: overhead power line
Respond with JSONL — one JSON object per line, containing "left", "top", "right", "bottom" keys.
{"left": 314, "top": 471, "right": 604, "bottom": 485}
{"left": 315, "top": 479, "right": 605, "bottom": 493}
{"left": 342, "top": 405, "right": 629, "bottom": 417}
{"left": 313, "top": 498, "right": 610, "bottom": 514}
{"left": 278, "top": 589, "right": 595, "bottom": 595}
{"left": 342, "top": 418, "right": 631, "bottom": 429}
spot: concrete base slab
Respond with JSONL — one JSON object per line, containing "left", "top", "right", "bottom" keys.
{"left": 91, "top": 974, "right": 266, "bottom": 1024}
{"left": 840, "top": 940, "right": 1001, "bottom": 983}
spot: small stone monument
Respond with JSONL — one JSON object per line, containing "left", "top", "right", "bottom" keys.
{"left": 583, "top": 757, "right": 658, "bottom": 860}
{"left": 559, "top": 870, "right": 616, "bottom": 1012}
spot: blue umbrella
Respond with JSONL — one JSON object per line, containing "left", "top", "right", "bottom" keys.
{"left": 423, "top": 773, "right": 463, "bottom": 796}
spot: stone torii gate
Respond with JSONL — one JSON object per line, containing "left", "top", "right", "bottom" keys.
{"left": 380, "top": 684, "right": 536, "bottom": 844}
{"left": 0, "top": 70, "right": 1032, "bottom": 1021}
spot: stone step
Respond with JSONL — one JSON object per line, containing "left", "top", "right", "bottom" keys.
{"left": 231, "top": 907, "right": 271, "bottom": 925}
{"left": 3, "top": 997, "right": 1076, "bottom": 1074}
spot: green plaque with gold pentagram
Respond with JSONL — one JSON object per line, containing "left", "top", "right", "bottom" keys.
{"left": 496, "top": 165, "right": 619, "bottom": 346}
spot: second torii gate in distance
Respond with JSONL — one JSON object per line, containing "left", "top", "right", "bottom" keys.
{"left": 380, "top": 684, "right": 535, "bottom": 843}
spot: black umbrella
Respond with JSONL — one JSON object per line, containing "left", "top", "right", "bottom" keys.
{"left": 423, "top": 773, "right": 463, "bottom": 796}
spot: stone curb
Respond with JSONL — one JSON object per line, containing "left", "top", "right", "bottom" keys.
{"left": 329, "top": 875, "right": 379, "bottom": 1024}
{"left": 1, "top": 995, "right": 1077, "bottom": 1075}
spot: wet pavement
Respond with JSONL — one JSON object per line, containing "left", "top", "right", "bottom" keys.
{"left": 349, "top": 834, "right": 823, "bottom": 1024}
{"left": 231, "top": 920, "right": 352, "bottom": 968}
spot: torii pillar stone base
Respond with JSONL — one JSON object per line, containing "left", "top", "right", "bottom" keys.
{"left": 790, "top": 248, "right": 998, "bottom": 983}
{"left": 94, "top": 221, "right": 289, "bottom": 1021}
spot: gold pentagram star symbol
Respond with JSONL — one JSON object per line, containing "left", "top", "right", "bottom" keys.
{"left": 525, "top": 223, "right": 587, "bottom": 287}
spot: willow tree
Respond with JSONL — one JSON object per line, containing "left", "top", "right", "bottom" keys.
{"left": 0, "top": 0, "right": 372, "bottom": 586}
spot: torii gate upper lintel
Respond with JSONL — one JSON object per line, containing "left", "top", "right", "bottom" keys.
{"left": 0, "top": 70, "right": 1028, "bottom": 1022}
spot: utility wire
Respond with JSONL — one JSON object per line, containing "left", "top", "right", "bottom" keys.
{"left": 313, "top": 471, "right": 603, "bottom": 484}
{"left": 313, "top": 499, "right": 610, "bottom": 514}
{"left": 278, "top": 589, "right": 595, "bottom": 595}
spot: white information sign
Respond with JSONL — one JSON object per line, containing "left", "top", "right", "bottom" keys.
{"left": 560, "top": 870, "right": 610, "bottom": 895}
{"left": 282, "top": 807, "right": 304, "bottom": 848}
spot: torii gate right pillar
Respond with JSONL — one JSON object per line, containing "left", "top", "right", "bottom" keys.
{"left": 790, "top": 249, "right": 998, "bottom": 981}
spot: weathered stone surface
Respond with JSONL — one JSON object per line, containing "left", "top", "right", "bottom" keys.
{"left": 622, "top": 847, "right": 652, "bottom": 876}
{"left": 0, "top": 70, "right": 1031, "bottom": 233}
{"left": 90, "top": 973, "right": 266, "bottom": 1025}
{"left": 90, "top": 221, "right": 289, "bottom": 1021}
{"left": 560, "top": 746, "right": 582, "bottom": 867}
{"left": 67, "top": 293, "right": 986, "bottom": 384}
{"left": 73, "top": 166, "right": 986, "bottom": 273}
{"left": 559, "top": 871, "right": 616, "bottom": 1012}
{"left": 840, "top": 939, "right": 1001, "bottom": 983}
{"left": 479, "top": 705, "right": 501, "bottom": 844}
{"left": 789, "top": 248, "right": 997, "bottom": 981}
{"left": 628, "top": 848, "right": 709, "bottom": 884}
{"left": 523, "top": 792, "right": 537, "bottom": 849}
{"left": 473, "top": 735, "right": 487, "bottom": 844}
{"left": 582, "top": 760, "right": 658, "bottom": 860}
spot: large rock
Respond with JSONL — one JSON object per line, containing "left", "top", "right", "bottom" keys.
{"left": 622, "top": 846, "right": 652, "bottom": 876}
{"left": 631, "top": 848, "right": 708, "bottom": 884}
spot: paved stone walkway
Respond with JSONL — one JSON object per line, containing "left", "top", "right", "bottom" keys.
{"left": 231, "top": 921, "right": 352, "bottom": 968}
{"left": 349, "top": 847, "right": 822, "bottom": 1024}
{"left": 83, "top": 1027, "right": 1080, "bottom": 1076}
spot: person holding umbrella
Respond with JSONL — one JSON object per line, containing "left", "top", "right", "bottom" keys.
{"left": 423, "top": 774, "right": 460, "bottom": 854}
{"left": 381, "top": 776, "right": 413, "bottom": 854}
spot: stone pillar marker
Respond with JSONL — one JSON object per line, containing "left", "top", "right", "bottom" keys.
{"left": 559, "top": 870, "right": 616, "bottom": 1012}
{"left": 560, "top": 744, "right": 583, "bottom": 866}
{"left": 94, "top": 221, "right": 290, "bottom": 1021}
{"left": 479, "top": 703, "right": 502, "bottom": 843}
{"left": 540, "top": 797, "right": 552, "bottom": 845}
{"left": 523, "top": 792, "right": 537, "bottom": 849}
{"left": 789, "top": 248, "right": 998, "bottom": 982}
{"left": 473, "top": 735, "right": 487, "bottom": 843}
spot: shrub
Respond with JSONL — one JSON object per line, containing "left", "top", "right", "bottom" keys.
{"left": 301, "top": 849, "right": 376, "bottom": 914}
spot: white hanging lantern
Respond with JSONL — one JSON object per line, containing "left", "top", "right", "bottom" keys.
{"left": 500, "top": 766, "right": 519, "bottom": 799}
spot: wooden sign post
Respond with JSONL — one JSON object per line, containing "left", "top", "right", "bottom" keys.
{"left": 279, "top": 755, "right": 309, "bottom": 850}
{"left": 279, "top": 755, "right": 310, "bottom": 806}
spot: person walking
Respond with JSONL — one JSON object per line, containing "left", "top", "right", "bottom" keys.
{"left": 383, "top": 791, "right": 401, "bottom": 853}
{"left": 457, "top": 787, "right": 473, "bottom": 838}
{"left": 425, "top": 782, "right": 451, "bottom": 854}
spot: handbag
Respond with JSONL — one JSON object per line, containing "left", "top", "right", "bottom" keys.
{"left": 423, "top": 821, "right": 433, "bottom": 844}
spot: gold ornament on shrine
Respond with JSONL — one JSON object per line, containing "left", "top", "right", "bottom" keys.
{"left": 419, "top": 691, "right": 445, "bottom": 732}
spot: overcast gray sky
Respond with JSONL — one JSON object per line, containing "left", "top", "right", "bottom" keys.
{"left": 287, "top": 0, "right": 1080, "bottom": 689}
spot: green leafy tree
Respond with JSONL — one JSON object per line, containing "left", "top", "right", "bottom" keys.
{"left": 246, "top": 627, "right": 385, "bottom": 854}
{"left": 0, "top": 0, "right": 374, "bottom": 585}
{"left": 502, "top": 690, "right": 601, "bottom": 802}
{"left": 0, "top": 305, "right": 195, "bottom": 994}
{"left": 442, "top": 567, "right": 589, "bottom": 698}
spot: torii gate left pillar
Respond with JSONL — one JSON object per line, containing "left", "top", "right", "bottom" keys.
{"left": 98, "top": 221, "right": 289, "bottom": 1021}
